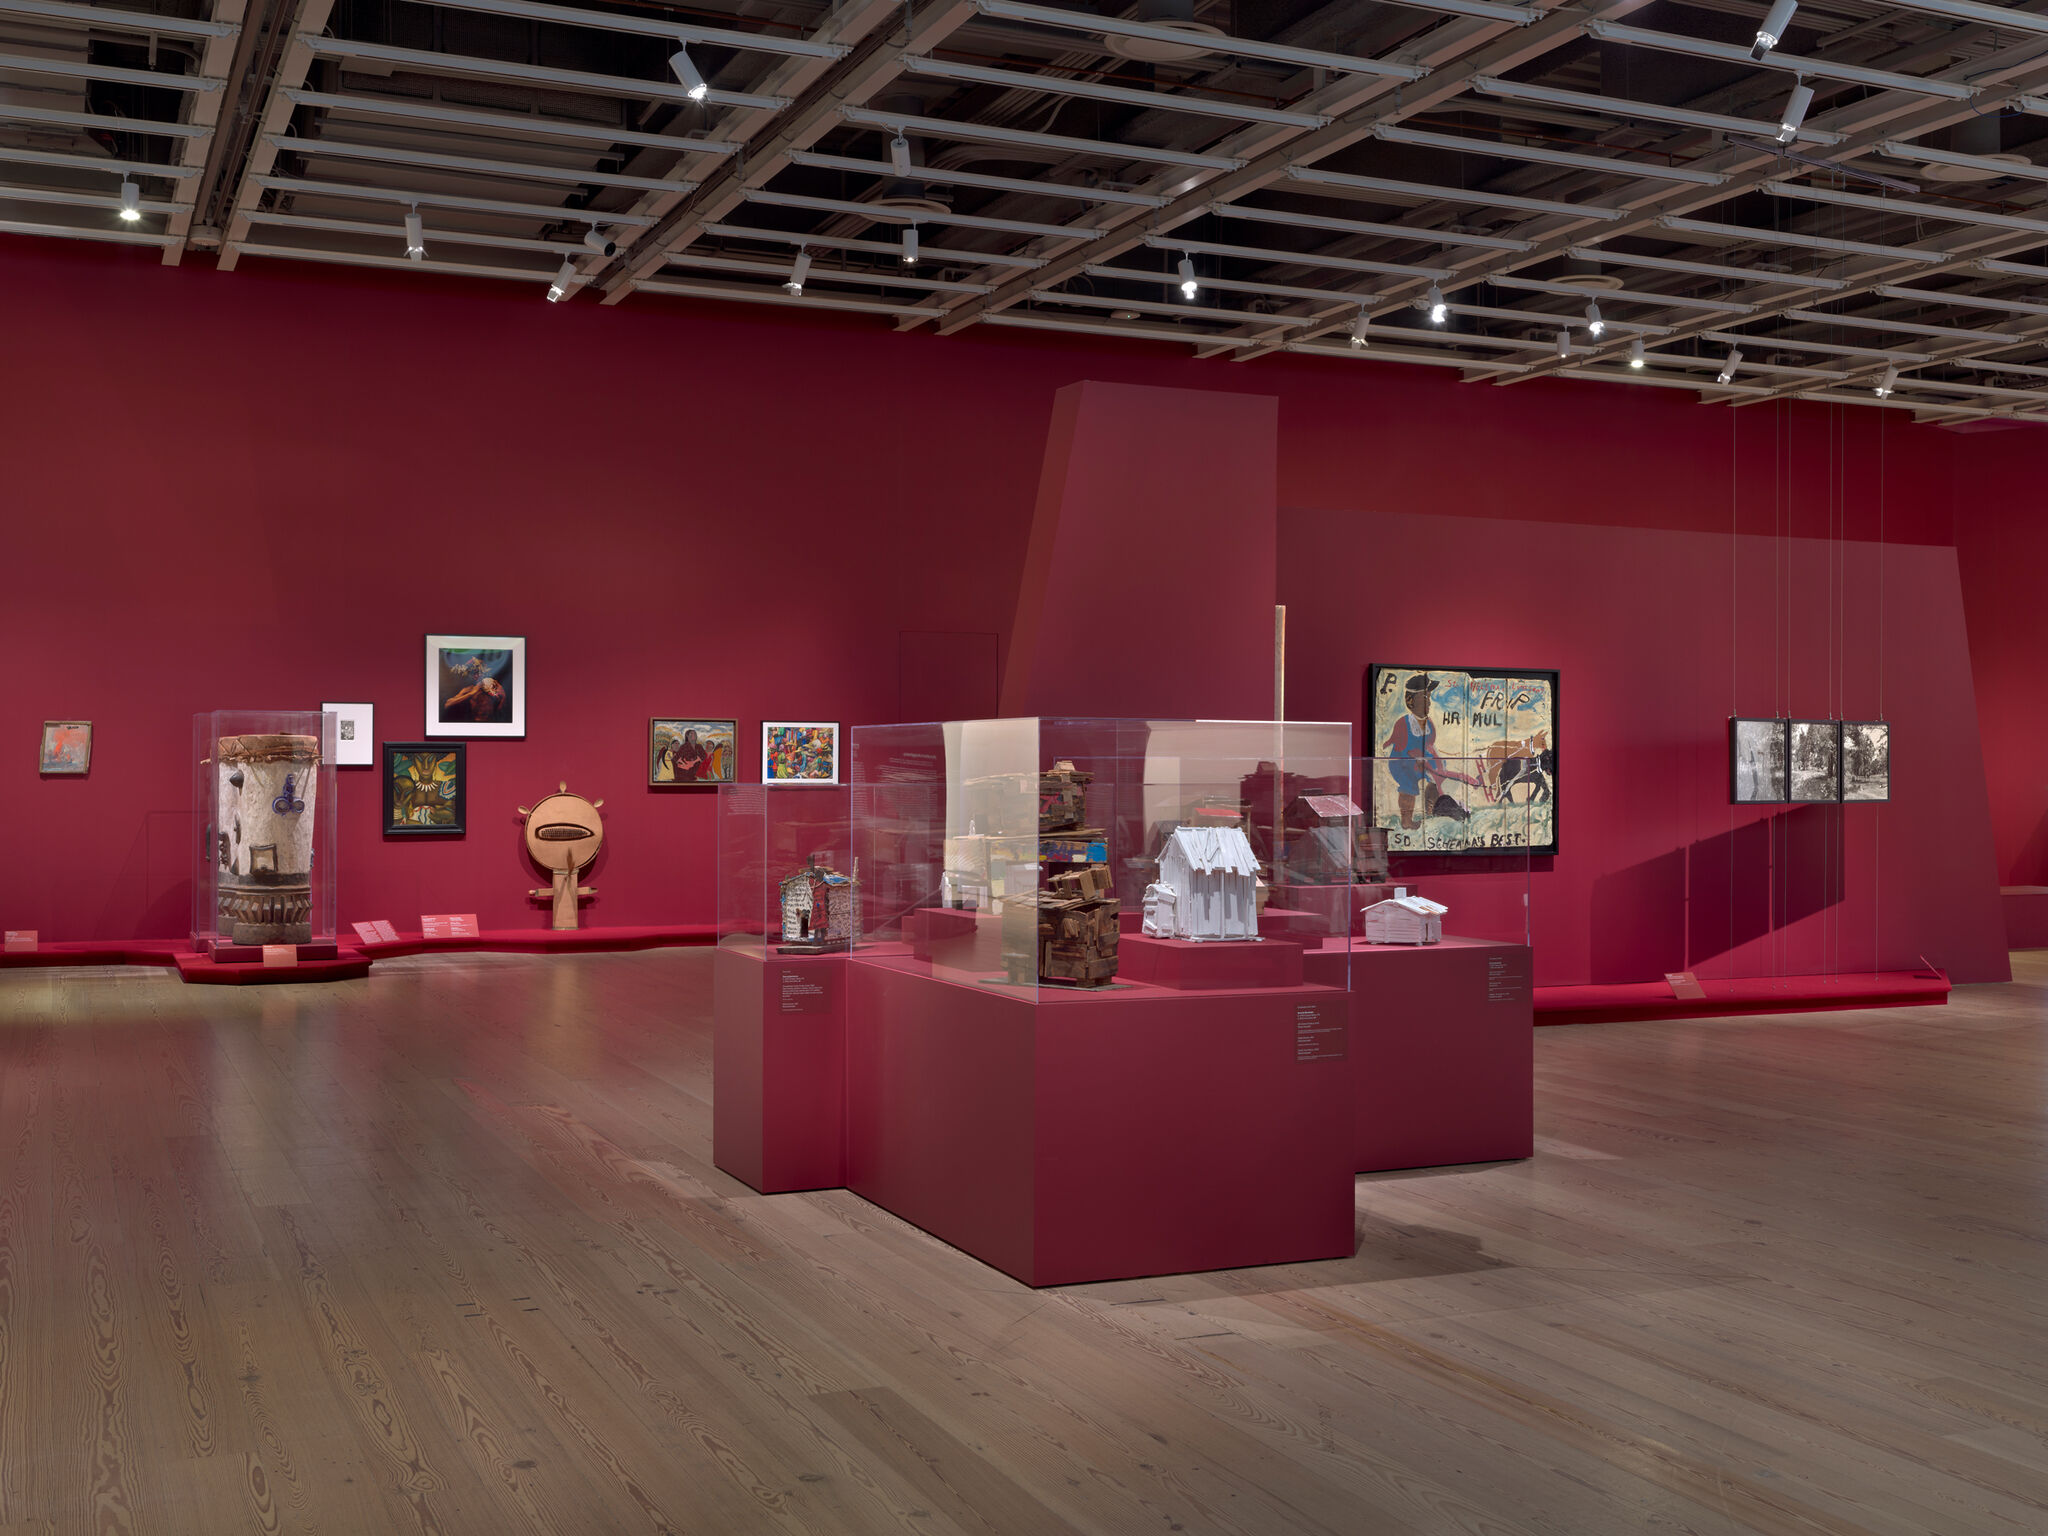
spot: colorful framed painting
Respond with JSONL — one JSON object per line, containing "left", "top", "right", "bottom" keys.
{"left": 761, "top": 721, "right": 839, "bottom": 786}
{"left": 1730, "top": 717, "right": 1788, "bottom": 805}
{"left": 1788, "top": 719, "right": 1843, "bottom": 803}
{"left": 425, "top": 634, "right": 524, "bottom": 738}
{"left": 323, "top": 701, "right": 374, "bottom": 767}
{"left": 382, "top": 743, "right": 466, "bottom": 835}
{"left": 39, "top": 720, "right": 91, "bottom": 775}
{"left": 1841, "top": 720, "right": 1890, "bottom": 803}
{"left": 650, "top": 718, "right": 737, "bottom": 786}
{"left": 1363, "top": 666, "right": 1558, "bottom": 855}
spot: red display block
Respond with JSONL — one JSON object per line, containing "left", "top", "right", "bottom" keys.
{"left": 712, "top": 944, "right": 847, "bottom": 1195}
{"left": 844, "top": 958, "right": 1354, "bottom": 1287}
{"left": 2003, "top": 886, "right": 2048, "bottom": 949}
{"left": 1117, "top": 934, "right": 1303, "bottom": 991}
{"left": 207, "top": 939, "right": 340, "bottom": 964}
{"left": 1306, "top": 937, "right": 1534, "bottom": 1174}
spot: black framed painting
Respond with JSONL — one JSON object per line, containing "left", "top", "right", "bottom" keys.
{"left": 382, "top": 742, "right": 466, "bottom": 835}
{"left": 1730, "top": 718, "right": 1788, "bottom": 804}
{"left": 1841, "top": 720, "right": 1890, "bottom": 803}
{"left": 1788, "top": 719, "right": 1842, "bottom": 803}
{"left": 1363, "top": 665, "right": 1558, "bottom": 855}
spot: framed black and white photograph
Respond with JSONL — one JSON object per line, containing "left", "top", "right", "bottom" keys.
{"left": 1841, "top": 720, "right": 1890, "bottom": 803}
{"left": 425, "top": 634, "right": 525, "bottom": 738}
{"left": 1789, "top": 719, "right": 1842, "bottom": 803}
{"left": 1730, "top": 717, "right": 1788, "bottom": 804}
{"left": 323, "top": 701, "right": 374, "bottom": 766}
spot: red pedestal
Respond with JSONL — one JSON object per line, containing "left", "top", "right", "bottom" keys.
{"left": 1118, "top": 934, "right": 1304, "bottom": 990}
{"left": 1307, "top": 937, "right": 1535, "bottom": 1173}
{"left": 712, "top": 944, "right": 846, "bottom": 1194}
{"left": 2003, "top": 886, "right": 2048, "bottom": 949}
{"left": 844, "top": 957, "right": 1354, "bottom": 1286}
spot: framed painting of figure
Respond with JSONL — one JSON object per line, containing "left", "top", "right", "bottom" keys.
{"left": 650, "top": 718, "right": 737, "bottom": 785}
{"left": 425, "top": 635, "right": 525, "bottom": 738}
{"left": 382, "top": 743, "right": 466, "bottom": 835}
{"left": 762, "top": 722, "right": 839, "bottom": 786}
{"left": 1364, "top": 666, "right": 1557, "bottom": 855}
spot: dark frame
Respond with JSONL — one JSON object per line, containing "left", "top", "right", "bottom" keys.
{"left": 648, "top": 717, "right": 738, "bottom": 787}
{"left": 1840, "top": 720, "right": 1892, "bottom": 804}
{"left": 1787, "top": 719, "right": 1844, "bottom": 804}
{"left": 382, "top": 741, "right": 467, "bottom": 835}
{"left": 1363, "top": 664, "right": 1560, "bottom": 856}
{"left": 1729, "top": 717, "right": 1790, "bottom": 804}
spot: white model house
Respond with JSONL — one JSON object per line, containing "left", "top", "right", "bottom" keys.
{"left": 1146, "top": 825, "right": 1260, "bottom": 941}
{"left": 1363, "top": 892, "right": 1447, "bottom": 945}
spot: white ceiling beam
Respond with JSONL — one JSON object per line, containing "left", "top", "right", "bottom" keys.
{"left": 787, "top": 150, "right": 1168, "bottom": 206}
{"left": 266, "top": 134, "right": 696, "bottom": 196}
{"left": 664, "top": 251, "right": 991, "bottom": 292}
{"left": 0, "top": 0, "right": 235, "bottom": 37}
{"left": 1874, "top": 283, "right": 2048, "bottom": 317}
{"left": 1876, "top": 142, "right": 2048, "bottom": 181}
{"left": 0, "top": 145, "right": 200, "bottom": 179}
{"left": 1565, "top": 246, "right": 1844, "bottom": 288}
{"left": 1142, "top": 232, "right": 1452, "bottom": 278}
{"left": 968, "top": 0, "right": 1436, "bottom": 77}
{"left": 1657, "top": 216, "right": 1954, "bottom": 262}
{"left": 634, "top": 275, "right": 937, "bottom": 318}
{"left": 0, "top": 182, "right": 188, "bottom": 214}
{"left": 700, "top": 220, "right": 1043, "bottom": 267}
{"left": 841, "top": 106, "right": 1246, "bottom": 172}
{"left": 1372, "top": 123, "right": 1727, "bottom": 184}
{"left": 1883, "top": 0, "right": 2048, "bottom": 38}
{"left": 1286, "top": 165, "right": 1623, "bottom": 221}
{"left": 1700, "top": 329, "right": 1928, "bottom": 362}
{"left": 284, "top": 91, "right": 739, "bottom": 156}
{"left": 1779, "top": 306, "right": 2025, "bottom": 342}
{"left": 1469, "top": 75, "right": 1844, "bottom": 146}
{"left": 398, "top": 0, "right": 851, "bottom": 58}
{"left": 1762, "top": 178, "right": 2048, "bottom": 236}
{"left": 899, "top": 56, "right": 1337, "bottom": 127}
{"left": 1489, "top": 273, "right": 1755, "bottom": 311}
{"left": 0, "top": 50, "right": 223, "bottom": 91}
{"left": 231, "top": 240, "right": 555, "bottom": 280}
{"left": 744, "top": 187, "right": 1101, "bottom": 240}
{"left": 1584, "top": 22, "right": 1979, "bottom": 99}
{"left": 299, "top": 37, "right": 792, "bottom": 113}
{"left": 252, "top": 173, "right": 659, "bottom": 224}
{"left": 1084, "top": 263, "right": 1380, "bottom": 304}
{"left": 0, "top": 100, "right": 208, "bottom": 137}
{"left": 1024, "top": 289, "right": 1302, "bottom": 328}
{"left": 1212, "top": 200, "right": 1532, "bottom": 250}
{"left": 244, "top": 207, "right": 583, "bottom": 253}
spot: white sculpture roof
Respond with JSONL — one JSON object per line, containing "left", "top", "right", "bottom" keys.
{"left": 1163, "top": 824, "right": 1259, "bottom": 878}
{"left": 1365, "top": 895, "right": 1448, "bottom": 916}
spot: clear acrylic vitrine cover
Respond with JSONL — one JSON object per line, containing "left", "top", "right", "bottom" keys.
{"left": 191, "top": 710, "right": 338, "bottom": 949}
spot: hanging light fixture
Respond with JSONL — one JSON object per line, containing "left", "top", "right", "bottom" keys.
{"left": 1423, "top": 281, "right": 1447, "bottom": 324}
{"left": 1555, "top": 328, "right": 1571, "bottom": 358}
{"left": 1177, "top": 252, "right": 1198, "bottom": 299}
{"left": 583, "top": 227, "right": 617, "bottom": 257}
{"left": 1629, "top": 336, "right": 1646, "bottom": 369}
{"left": 1752, "top": 0, "right": 1798, "bottom": 60}
{"left": 1584, "top": 298, "right": 1604, "bottom": 337}
{"left": 1349, "top": 308, "right": 1370, "bottom": 348}
{"left": 889, "top": 133, "right": 912, "bottom": 175}
{"left": 901, "top": 225, "right": 919, "bottom": 265}
{"left": 1716, "top": 345, "right": 1744, "bottom": 384}
{"left": 118, "top": 180, "right": 141, "bottom": 222}
{"left": 546, "top": 256, "right": 578, "bottom": 302}
{"left": 1777, "top": 79, "right": 1814, "bottom": 144}
{"left": 668, "top": 45, "right": 709, "bottom": 102}
{"left": 784, "top": 248, "right": 811, "bottom": 295}
{"left": 404, "top": 207, "right": 425, "bottom": 261}
{"left": 1875, "top": 364, "right": 1899, "bottom": 397}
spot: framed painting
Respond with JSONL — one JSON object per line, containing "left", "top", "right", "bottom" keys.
{"left": 762, "top": 721, "right": 839, "bottom": 786}
{"left": 382, "top": 742, "right": 466, "bottom": 835}
{"left": 425, "top": 634, "right": 524, "bottom": 738}
{"left": 1789, "top": 719, "right": 1843, "bottom": 803}
{"left": 1730, "top": 718, "right": 1789, "bottom": 804}
{"left": 1841, "top": 720, "right": 1890, "bottom": 803}
{"left": 39, "top": 720, "right": 91, "bottom": 775}
{"left": 650, "top": 718, "right": 737, "bottom": 785}
{"left": 1363, "top": 666, "right": 1557, "bottom": 855}
{"left": 323, "top": 701, "right": 374, "bottom": 767}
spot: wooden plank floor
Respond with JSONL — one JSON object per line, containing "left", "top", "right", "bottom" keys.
{"left": 0, "top": 949, "right": 2043, "bottom": 1536}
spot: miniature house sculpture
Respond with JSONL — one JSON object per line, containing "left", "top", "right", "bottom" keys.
{"left": 780, "top": 853, "right": 857, "bottom": 952}
{"left": 1363, "top": 891, "right": 1447, "bottom": 945}
{"left": 1145, "top": 825, "right": 1260, "bottom": 942}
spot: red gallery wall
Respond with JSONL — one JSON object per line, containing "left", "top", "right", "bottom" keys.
{"left": 0, "top": 235, "right": 2010, "bottom": 984}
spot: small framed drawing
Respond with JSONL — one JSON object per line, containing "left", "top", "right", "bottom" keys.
{"left": 650, "top": 718, "right": 737, "bottom": 785}
{"left": 1729, "top": 717, "right": 1787, "bottom": 804}
{"left": 39, "top": 721, "right": 91, "bottom": 775}
{"left": 425, "top": 634, "right": 525, "bottom": 738}
{"left": 323, "top": 701, "right": 374, "bottom": 767}
{"left": 1841, "top": 720, "right": 1890, "bottom": 803}
{"left": 382, "top": 742, "right": 466, "bottom": 835}
{"left": 1788, "top": 719, "right": 1842, "bottom": 803}
{"left": 762, "top": 721, "right": 839, "bottom": 786}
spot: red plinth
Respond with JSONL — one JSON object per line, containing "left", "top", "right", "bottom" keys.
{"left": 712, "top": 944, "right": 846, "bottom": 1194}
{"left": 1117, "top": 934, "right": 1304, "bottom": 990}
{"left": 2003, "top": 886, "right": 2048, "bottom": 949}
{"left": 844, "top": 957, "right": 1354, "bottom": 1286}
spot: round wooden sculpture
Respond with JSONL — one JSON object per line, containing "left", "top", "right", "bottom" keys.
{"left": 519, "top": 783, "right": 604, "bottom": 930}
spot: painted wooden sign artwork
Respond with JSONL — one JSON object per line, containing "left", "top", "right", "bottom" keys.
{"left": 1365, "top": 667, "right": 1558, "bottom": 855}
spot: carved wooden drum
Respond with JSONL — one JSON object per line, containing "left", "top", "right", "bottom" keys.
{"left": 217, "top": 733, "right": 320, "bottom": 944}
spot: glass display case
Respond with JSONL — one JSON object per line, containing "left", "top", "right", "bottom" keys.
{"left": 716, "top": 782, "right": 854, "bottom": 955}
{"left": 191, "top": 710, "right": 338, "bottom": 952}
{"left": 848, "top": 718, "right": 1356, "bottom": 998}
{"left": 1353, "top": 755, "right": 1535, "bottom": 949}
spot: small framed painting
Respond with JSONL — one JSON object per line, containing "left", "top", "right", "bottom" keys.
{"left": 650, "top": 718, "right": 737, "bottom": 785}
{"left": 1729, "top": 717, "right": 1787, "bottom": 804}
{"left": 323, "top": 701, "right": 374, "bottom": 766}
{"left": 383, "top": 743, "right": 466, "bottom": 835}
{"left": 426, "top": 635, "right": 524, "bottom": 738}
{"left": 1788, "top": 719, "right": 1842, "bottom": 803}
{"left": 1841, "top": 720, "right": 1890, "bottom": 803}
{"left": 762, "top": 721, "right": 839, "bottom": 786}
{"left": 39, "top": 721, "right": 91, "bottom": 775}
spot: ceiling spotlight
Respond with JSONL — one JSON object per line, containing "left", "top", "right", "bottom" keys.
{"left": 889, "top": 133, "right": 912, "bottom": 175}
{"left": 668, "top": 45, "right": 709, "bottom": 102}
{"left": 118, "top": 179, "right": 141, "bottom": 223}
{"left": 404, "top": 208, "right": 425, "bottom": 261}
{"left": 1628, "top": 336, "right": 1645, "bottom": 369}
{"left": 1555, "top": 328, "right": 1571, "bottom": 359}
{"left": 785, "top": 248, "right": 810, "bottom": 296}
{"left": 546, "top": 255, "right": 578, "bottom": 302}
{"left": 1584, "top": 298, "right": 1604, "bottom": 337}
{"left": 1423, "top": 282, "right": 1447, "bottom": 324}
{"left": 1777, "top": 81, "right": 1814, "bottom": 144}
{"left": 1349, "top": 308, "right": 1370, "bottom": 348}
{"left": 583, "top": 227, "right": 617, "bottom": 257}
{"left": 1717, "top": 345, "right": 1744, "bottom": 385}
{"left": 1752, "top": 0, "right": 1797, "bottom": 60}
{"left": 1177, "top": 252, "right": 1198, "bottom": 300}
{"left": 901, "top": 225, "right": 919, "bottom": 265}
{"left": 1875, "top": 364, "right": 1899, "bottom": 398}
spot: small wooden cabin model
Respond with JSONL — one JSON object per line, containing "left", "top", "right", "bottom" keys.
{"left": 1147, "top": 825, "right": 1260, "bottom": 941}
{"left": 1363, "top": 891, "right": 1446, "bottom": 945}
{"left": 779, "top": 852, "right": 857, "bottom": 952}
